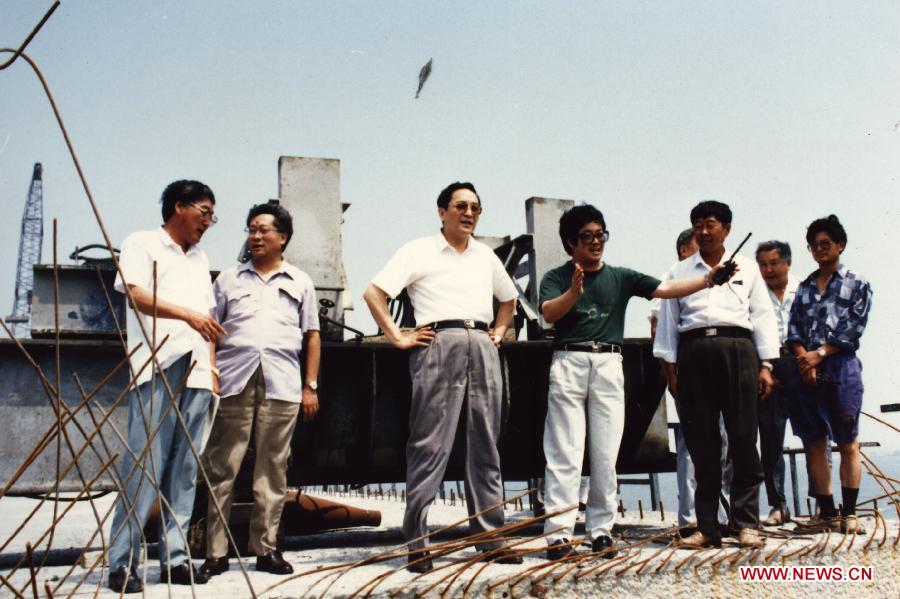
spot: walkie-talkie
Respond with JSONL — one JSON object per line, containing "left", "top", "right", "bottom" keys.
{"left": 711, "top": 232, "right": 752, "bottom": 285}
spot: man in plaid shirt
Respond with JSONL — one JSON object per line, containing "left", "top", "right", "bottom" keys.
{"left": 786, "top": 215, "right": 873, "bottom": 534}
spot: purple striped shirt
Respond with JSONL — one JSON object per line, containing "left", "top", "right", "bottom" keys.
{"left": 213, "top": 260, "right": 319, "bottom": 403}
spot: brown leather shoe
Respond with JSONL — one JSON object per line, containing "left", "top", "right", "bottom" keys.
{"left": 256, "top": 550, "right": 293, "bottom": 575}
{"left": 406, "top": 550, "right": 434, "bottom": 573}
{"left": 738, "top": 528, "right": 765, "bottom": 548}
{"left": 762, "top": 507, "right": 790, "bottom": 527}
{"left": 678, "top": 530, "right": 722, "bottom": 548}
{"left": 481, "top": 547, "right": 524, "bottom": 564}
{"left": 199, "top": 556, "right": 229, "bottom": 578}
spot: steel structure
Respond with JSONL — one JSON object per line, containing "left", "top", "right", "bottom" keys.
{"left": 7, "top": 163, "right": 43, "bottom": 338}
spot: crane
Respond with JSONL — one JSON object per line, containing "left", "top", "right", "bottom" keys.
{"left": 6, "top": 163, "right": 43, "bottom": 338}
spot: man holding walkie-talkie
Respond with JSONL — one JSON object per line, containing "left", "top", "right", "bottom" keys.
{"left": 654, "top": 200, "right": 780, "bottom": 550}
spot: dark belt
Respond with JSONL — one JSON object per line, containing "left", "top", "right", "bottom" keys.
{"left": 680, "top": 326, "right": 752, "bottom": 341}
{"left": 426, "top": 319, "right": 489, "bottom": 332}
{"left": 560, "top": 342, "right": 622, "bottom": 354}
{"left": 779, "top": 346, "right": 791, "bottom": 357}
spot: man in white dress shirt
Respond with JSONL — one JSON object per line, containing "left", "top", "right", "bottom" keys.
{"left": 755, "top": 241, "right": 800, "bottom": 526}
{"left": 108, "top": 180, "right": 226, "bottom": 593}
{"left": 363, "top": 181, "right": 522, "bottom": 573}
{"left": 654, "top": 200, "right": 780, "bottom": 549}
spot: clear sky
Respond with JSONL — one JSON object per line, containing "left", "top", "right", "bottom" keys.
{"left": 1, "top": 1, "right": 898, "bottom": 451}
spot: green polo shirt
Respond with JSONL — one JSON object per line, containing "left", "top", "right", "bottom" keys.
{"left": 539, "top": 262, "right": 660, "bottom": 348}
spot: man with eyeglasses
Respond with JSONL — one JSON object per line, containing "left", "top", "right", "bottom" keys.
{"left": 364, "top": 181, "right": 521, "bottom": 573}
{"left": 654, "top": 201, "right": 780, "bottom": 550}
{"left": 754, "top": 241, "right": 800, "bottom": 527}
{"left": 786, "top": 215, "right": 872, "bottom": 535}
{"left": 199, "top": 202, "right": 320, "bottom": 578}
{"left": 108, "top": 180, "right": 226, "bottom": 593}
{"left": 541, "top": 204, "right": 732, "bottom": 561}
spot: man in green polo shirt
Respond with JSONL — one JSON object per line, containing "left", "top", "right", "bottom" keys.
{"left": 541, "top": 204, "right": 730, "bottom": 560}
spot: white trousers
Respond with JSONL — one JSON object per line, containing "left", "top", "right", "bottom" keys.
{"left": 543, "top": 351, "right": 624, "bottom": 542}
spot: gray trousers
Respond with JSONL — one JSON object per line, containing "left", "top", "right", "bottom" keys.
{"left": 403, "top": 328, "right": 505, "bottom": 551}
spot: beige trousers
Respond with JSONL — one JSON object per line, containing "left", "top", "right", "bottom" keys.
{"left": 203, "top": 366, "right": 300, "bottom": 557}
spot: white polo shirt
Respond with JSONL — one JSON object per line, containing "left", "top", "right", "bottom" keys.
{"left": 652, "top": 250, "right": 780, "bottom": 363}
{"left": 371, "top": 231, "right": 518, "bottom": 326}
{"left": 114, "top": 227, "right": 215, "bottom": 390}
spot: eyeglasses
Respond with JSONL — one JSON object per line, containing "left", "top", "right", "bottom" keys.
{"left": 245, "top": 226, "right": 279, "bottom": 236}
{"left": 807, "top": 240, "right": 834, "bottom": 251}
{"left": 578, "top": 230, "right": 610, "bottom": 244}
{"left": 452, "top": 202, "right": 483, "bottom": 215}
{"left": 187, "top": 203, "right": 218, "bottom": 224}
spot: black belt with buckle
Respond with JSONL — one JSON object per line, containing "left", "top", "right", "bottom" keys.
{"left": 560, "top": 342, "right": 622, "bottom": 354}
{"left": 680, "top": 326, "right": 752, "bottom": 341}
{"left": 428, "top": 319, "right": 489, "bottom": 332}
{"left": 779, "top": 346, "right": 791, "bottom": 357}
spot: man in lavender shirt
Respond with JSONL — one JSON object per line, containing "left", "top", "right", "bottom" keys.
{"left": 200, "top": 202, "right": 320, "bottom": 577}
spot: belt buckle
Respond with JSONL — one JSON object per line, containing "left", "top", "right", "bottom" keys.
{"left": 591, "top": 343, "right": 600, "bottom": 353}
{"left": 705, "top": 328, "right": 717, "bottom": 337}
{"left": 464, "top": 319, "right": 475, "bottom": 329}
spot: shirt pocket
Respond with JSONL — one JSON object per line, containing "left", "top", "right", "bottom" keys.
{"left": 275, "top": 283, "right": 302, "bottom": 327}
{"left": 225, "top": 288, "right": 258, "bottom": 320}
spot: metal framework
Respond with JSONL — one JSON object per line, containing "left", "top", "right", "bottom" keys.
{"left": 7, "top": 162, "right": 43, "bottom": 338}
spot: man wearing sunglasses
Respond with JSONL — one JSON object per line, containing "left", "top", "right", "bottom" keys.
{"left": 541, "top": 204, "right": 732, "bottom": 561}
{"left": 786, "top": 215, "right": 872, "bottom": 535}
{"left": 108, "top": 180, "right": 226, "bottom": 593}
{"left": 199, "top": 202, "right": 320, "bottom": 578}
{"left": 364, "top": 181, "right": 521, "bottom": 573}
{"left": 654, "top": 201, "right": 780, "bottom": 550}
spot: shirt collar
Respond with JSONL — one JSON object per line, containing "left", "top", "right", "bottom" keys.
{"left": 433, "top": 230, "right": 472, "bottom": 253}
{"left": 803, "top": 263, "right": 847, "bottom": 285}
{"left": 158, "top": 226, "right": 199, "bottom": 255}
{"left": 237, "top": 259, "right": 293, "bottom": 279}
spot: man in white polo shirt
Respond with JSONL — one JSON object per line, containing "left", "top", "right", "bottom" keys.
{"left": 363, "top": 181, "right": 522, "bottom": 573}
{"left": 107, "top": 180, "right": 226, "bottom": 593}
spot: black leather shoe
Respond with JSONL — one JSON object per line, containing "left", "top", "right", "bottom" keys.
{"left": 108, "top": 565, "right": 143, "bottom": 594}
{"left": 159, "top": 563, "right": 209, "bottom": 585}
{"left": 546, "top": 538, "right": 577, "bottom": 561}
{"left": 481, "top": 547, "right": 524, "bottom": 564}
{"left": 256, "top": 550, "right": 294, "bottom": 575}
{"left": 406, "top": 550, "right": 434, "bottom": 574}
{"left": 199, "top": 556, "right": 230, "bottom": 578}
{"left": 591, "top": 535, "right": 618, "bottom": 559}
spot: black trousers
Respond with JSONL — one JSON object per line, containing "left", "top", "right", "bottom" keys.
{"left": 758, "top": 355, "right": 790, "bottom": 508}
{"left": 677, "top": 335, "right": 763, "bottom": 535}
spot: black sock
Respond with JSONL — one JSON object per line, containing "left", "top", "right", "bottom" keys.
{"left": 841, "top": 487, "right": 859, "bottom": 517}
{"left": 818, "top": 494, "right": 837, "bottom": 518}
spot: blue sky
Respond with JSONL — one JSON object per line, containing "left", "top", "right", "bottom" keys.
{"left": 1, "top": 1, "right": 898, "bottom": 451}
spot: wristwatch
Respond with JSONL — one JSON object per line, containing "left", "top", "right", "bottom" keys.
{"left": 815, "top": 347, "right": 827, "bottom": 358}
{"left": 306, "top": 380, "right": 318, "bottom": 391}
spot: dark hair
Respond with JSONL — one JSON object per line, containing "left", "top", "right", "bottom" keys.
{"left": 247, "top": 202, "right": 294, "bottom": 251}
{"left": 676, "top": 228, "right": 694, "bottom": 256}
{"left": 806, "top": 214, "right": 847, "bottom": 246}
{"left": 437, "top": 181, "right": 479, "bottom": 209}
{"left": 756, "top": 240, "right": 792, "bottom": 261}
{"left": 689, "top": 200, "right": 732, "bottom": 225}
{"left": 160, "top": 180, "right": 215, "bottom": 222}
{"left": 558, "top": 204, "right": 607, "bottom": 256}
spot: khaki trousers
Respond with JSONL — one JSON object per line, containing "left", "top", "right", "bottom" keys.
{"left": 203, "top": 366, "right": 300, "bottom": 557}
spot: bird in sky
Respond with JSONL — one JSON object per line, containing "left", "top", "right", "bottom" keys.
{"left": 415, "top": 58, "right": 432, "bottom": 99}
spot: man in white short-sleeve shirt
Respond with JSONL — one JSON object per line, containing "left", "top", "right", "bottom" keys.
{"left": 364, "top": 181, "right": 522, "bottom": 573}
{"left": 107, "top": 180, "right": 226, "bottom": 593}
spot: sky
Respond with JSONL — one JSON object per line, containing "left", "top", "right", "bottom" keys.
{"left": 1, "top": 1, "right": 899, "bottom": 451}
